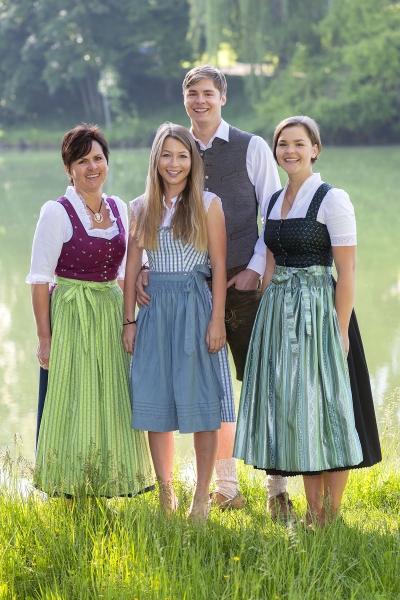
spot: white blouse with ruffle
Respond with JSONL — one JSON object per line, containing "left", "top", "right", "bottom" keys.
{"left": 26, "top": 186, "right": 128, "bottom": 284}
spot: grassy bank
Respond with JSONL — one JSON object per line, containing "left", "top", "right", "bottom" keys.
{"left": 1, "top": 465, "right": 399, "bottom": 599}
{"left": 1, "top": 392, "right": 399, "bottom": 600}
{"left": 0, "top": 92, "right": 262, "bottom": 151}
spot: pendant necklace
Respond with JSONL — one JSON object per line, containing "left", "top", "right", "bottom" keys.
{"left": 86, "top": 198, "right": 103, "bottom": 223}
{"left": 285, "top": 192, "right": 293, "bottom": 207}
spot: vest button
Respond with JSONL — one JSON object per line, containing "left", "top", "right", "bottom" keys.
{"left": 205, "top": 187, "right": 209, "bottom": 191}
{"left": 205, "top": 175, "right": 209, "bottom": 179}
{"left": 200, "top": 152, "right": 204, "bottom": 157}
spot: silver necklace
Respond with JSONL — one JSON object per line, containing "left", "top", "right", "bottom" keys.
{"left": 285, "top": 193, "right": 294, "bottom": 207}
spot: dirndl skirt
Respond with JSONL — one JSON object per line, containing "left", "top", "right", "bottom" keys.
{"left": 35, "top": 277, "right": 155, "bottom": 497}
{"left": 130, "top": 265, "right": 224, "bottom": 434}
{"left": 234, "top": 265, "right": 364, "bottom": 475}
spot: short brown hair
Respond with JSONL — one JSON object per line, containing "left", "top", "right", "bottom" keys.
{"left": 273, "top": 116, "right": 322, "bottom": 164}
{"left": 62, "top": 123, "right": 109, "bottom": 184}
{"left": 182, "top": 65, "right": 227, "bottom": 96}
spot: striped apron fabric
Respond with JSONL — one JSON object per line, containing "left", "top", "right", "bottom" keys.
{"left": 234, "top": 265, "right": 363, "bottom": 473}
{"left": 135, "top": 226, "right": 235, "bottom": 424}
{"left": 131, "top": 266, "right": 225, "bottom": 433}
{"left": 35, "top": 277, "right": 154, "bottom": 497}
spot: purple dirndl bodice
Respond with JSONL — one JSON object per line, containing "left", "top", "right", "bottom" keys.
{"left": 55, "top": 197, "right": 126, "bottom": 281}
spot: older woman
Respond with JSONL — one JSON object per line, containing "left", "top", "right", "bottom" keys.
{"left": 234, "top": 116, "right": 381, "bottom": 526}
{"left": 27, "top": 124, "right": 154, "bottom": 497}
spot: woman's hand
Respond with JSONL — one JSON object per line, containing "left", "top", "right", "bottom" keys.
{"left": 261, "top": 249, "right": 276, "bottom": 294}
{"left": 37, "top": 336, "right": 51, "bottom": 370}
{"left": 340, "top": 328, "right": 350, "bottom": 356}
{"left": 332, "top": 245, "right": 356, "bottom": 360}
{"left": 122, "top": 323, "right": 137, "bottom": 355}
{"left": 206, "top": 318, "right": 226, "bottom": 354}
{"left": 31, "top": 284, "right": 52, "bottom": 369}
{"left": 206, "top": 197, "right": 227, "bottom": 355}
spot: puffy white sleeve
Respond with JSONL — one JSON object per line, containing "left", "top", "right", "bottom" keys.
{"left": 26, "top": 201, "right": 70, "bottom": 284}
{"left": 111, "top": 196, "right": 129, "bottom": 279}
{"left": 130, "top": 196, "right": 144, "bottom": 219}
{"left": 318, "top": 188, "right": 357, "bottom": 246}
{"left": 246, "top": 135, "right": 281, "bottom": 276}
{"left": 203, "top": 190, "right": 222, "bottom": 212}
{"left": 129, "top": 196, "right": 148, "bottom": 266}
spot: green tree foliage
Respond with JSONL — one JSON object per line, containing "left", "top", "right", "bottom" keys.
{"left": 256, "top": 0, "right": 400, "bottom": 143}
{"left": 1, "top": 0, "right": 399, "bottom": 143}
{"left": 0, "top": 0, "right": 192, "bottom": 125}
{"left": 112, "top": 0, "right": 191, "bottom": 108}
{"left": 0, "top": 0, "right": 47, "bottom": 121}
{"left": 188, "top": 0, "right": 329, "bottom": 99}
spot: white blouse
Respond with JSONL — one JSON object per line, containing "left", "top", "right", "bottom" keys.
{"left": 267, "top": 173, "right": 357, "bottom": 246}
{"left": 130, "top": 190, "right": 220, "bottom": 226}
{"left": 26, "top": 186, "right": 128, "bottom": 284}
{"left": 130, "top": 191, "right": 221, "bottom": 268}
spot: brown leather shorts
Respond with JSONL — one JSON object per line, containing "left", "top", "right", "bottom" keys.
{"left": 208, "top": 265, "right": 261, "bottom": 381}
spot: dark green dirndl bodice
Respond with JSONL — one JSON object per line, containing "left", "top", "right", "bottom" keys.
{"left": 264, "top": 183, "right": 333, "bottom": 267}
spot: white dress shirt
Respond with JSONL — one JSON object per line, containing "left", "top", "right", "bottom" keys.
{"left": 191, "top": 119, "right": 281, "bottom": 275}
{"left": 267, "top": 173, "right": 357, "bottom": 246}
{"left": 26, "top": 186, "right": 128, "bottom": 284}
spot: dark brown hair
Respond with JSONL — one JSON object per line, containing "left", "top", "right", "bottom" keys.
{"left": 273, "top": 116, "right": 322, "bottom": 165}
{"left": 62, "top": 123, "right": 109, "bottom": 184}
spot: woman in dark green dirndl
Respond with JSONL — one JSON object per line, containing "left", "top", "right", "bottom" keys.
{"left": 234, "top": 116, "right": 381, "bottom": 526}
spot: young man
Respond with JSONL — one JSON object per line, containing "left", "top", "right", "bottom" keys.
{"left": 183, "top": 65, "right": 296, "bottom": 522}
{"left": 138, "top": 65, "right": 295, "bottom": 522}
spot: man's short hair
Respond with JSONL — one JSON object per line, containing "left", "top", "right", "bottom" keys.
{"left": 182, "top": 65, "right": 227, "bottom": 96}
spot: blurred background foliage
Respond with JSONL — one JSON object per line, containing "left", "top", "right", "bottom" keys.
{"left": 1, "top": 0, "right": 399, "bottom": 145}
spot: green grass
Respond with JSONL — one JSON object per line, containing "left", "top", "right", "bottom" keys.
{"left": 1, "top": 391, "right": 399, "bottom": 600}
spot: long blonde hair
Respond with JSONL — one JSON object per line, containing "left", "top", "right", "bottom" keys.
{"left": 132, "top": 122, "right": 208, "bottom": 251}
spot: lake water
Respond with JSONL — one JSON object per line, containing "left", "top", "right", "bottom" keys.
{"left": 1, "top": 147, "right": 400, "bottom": 461}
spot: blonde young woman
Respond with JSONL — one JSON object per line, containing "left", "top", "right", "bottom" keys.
{"left": 122, "top": 123, "right": 232, "bottom": 520}
{"left": 234, "top": 116, "right": 381, "bottom": 526}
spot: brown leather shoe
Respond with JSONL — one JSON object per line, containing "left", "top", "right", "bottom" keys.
{"left": 268, "top": 492, "right": 296, "bottom": 524}
{"left": 209, "top": 491, "right": 247, "bottom": 511}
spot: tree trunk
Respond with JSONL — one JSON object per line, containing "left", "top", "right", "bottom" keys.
{"left": 164, "top": 79, "right": 174, "bottom": 103}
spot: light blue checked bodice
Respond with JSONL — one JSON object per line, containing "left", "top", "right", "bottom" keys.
{"left": 131, "top": 191, "right": 219, "bottom": 273}
{"left": 147, "top": 228, "right": 209, "bottom": 272}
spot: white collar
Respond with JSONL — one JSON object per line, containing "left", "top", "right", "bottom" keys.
{"left": 163, "top": 195, "right": 179, "bottom": 211}
{"left": 190, "top": 119, "right": 229, "bottom": 150}
{"left": 65, "top": 185, "right": 108, "bottom": 203}
{"left": 282, "top": 172, "right": 322, "bottom": 206}
{"left": 64, "top": 186, "right": 116, "bottom": 228}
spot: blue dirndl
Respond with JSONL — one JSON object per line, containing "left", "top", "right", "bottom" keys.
{"left": 130, "top": 265, "right": 224, "bottom": 434}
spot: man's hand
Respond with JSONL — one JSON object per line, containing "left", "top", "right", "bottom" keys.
{"left": 227, "top": 268, "right": 260, "bottom": 290}
{"left": 136, "top": 270, "right": 151, "bottom": 307}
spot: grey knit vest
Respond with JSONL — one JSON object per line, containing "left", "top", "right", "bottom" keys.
{"left": 196, "top": 126, "right": 258, "bottom": 270}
